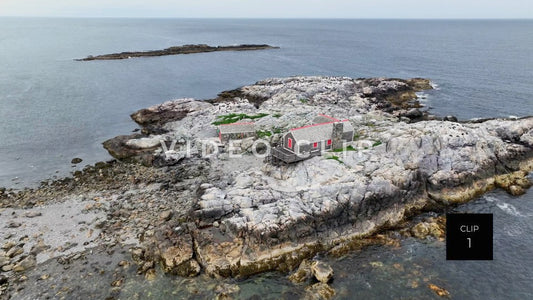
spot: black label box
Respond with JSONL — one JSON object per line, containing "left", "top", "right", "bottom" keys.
{"left": 446, "top": 213, "right": 493, "bottom": 260}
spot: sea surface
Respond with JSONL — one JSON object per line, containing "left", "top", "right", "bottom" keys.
{"left": 1, "top": 18, "right": 532, "bottom": 299}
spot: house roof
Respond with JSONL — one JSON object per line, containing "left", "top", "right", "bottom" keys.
{"left": 217, "top": 122, "right": 255, "bottom": 134}
{"left": 288, "top": 120, "right": 353, "bottom": 142}
{"left": 313, "top": 114, "right": 339, "bottom": 124}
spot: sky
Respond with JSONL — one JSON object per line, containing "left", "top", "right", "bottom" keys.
{"left": 0, "top": 0, "right": 531, "bottom": 19}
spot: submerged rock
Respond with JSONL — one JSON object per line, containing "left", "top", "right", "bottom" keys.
{"left": 428, "top": 283, "right": 450, "bottom": 297}
{"left": 304, "top": 282, "right": 336, "bottom": 300}
{"left": 71, "top": 158, "right": 83, "bottom": 164}
{"left": 214, "top": 283, "right": 240, "bottom": 300}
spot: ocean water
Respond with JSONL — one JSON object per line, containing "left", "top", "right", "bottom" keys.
{"left": 1, "top": 18, "right": 532, "bottom": 299}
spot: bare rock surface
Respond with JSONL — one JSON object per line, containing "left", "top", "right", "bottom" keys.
{"left": 102, "top": 76, "right": 532, "bottom": 278}
{"left": 1, "top": 76, "right": 532, "bottom": 293}
{"left": 311, "top": 261, "right": 334, "bottom": 283}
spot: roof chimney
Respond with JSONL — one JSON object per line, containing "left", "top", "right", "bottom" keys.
{"left": 332, "top": 122, "right": 343, "bottom": 150}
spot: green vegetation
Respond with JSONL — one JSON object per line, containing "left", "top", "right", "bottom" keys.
{"left": 353, "top": 130, "right": 366, "bottom": 141}
{"left": 299, "top": 98, "right": 309, "bottom": 103}
{"left": 256, "top": 130, "right": 272, "bottom": 138}
{"left": 212, "top": 113, "right": 269, "bottom": 125}
{"left": 332, "top": 145, "right": 358, "bottom": 152}
{"left": 272, "top": 127, "right": 283, "bottom": 134}
{"left": 326, "top": 155, "right": 344, "bottom": 164}
{"left": 273, "top": 113, "right": 283, "bottom": 118}
{"left": 372, "top": 141, "right": 383, "bottom": 147}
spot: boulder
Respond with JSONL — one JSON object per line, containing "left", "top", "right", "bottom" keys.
{"left": 13, "top": 255, "right": 36, "bottom": 272}
{"left": 131, "top": 98, "right": 212, "bottom": 127}
{"left": 0, "top": 256, "right": 9, "bottom": 267}
{"left": 71, "top": 157, "right": 83, "bottom": 164}
{"left": 404, "top": 108, "right": 423, "bottom": 119}
{"left": 159, "top": 234, "right": 200, "bottom": 277}
{"left": 411, "top": 221, "right": 444, "bottom": 239}
{"left": 159, "top": 210, "right": 173, "bottom": 221}
{"left": 1, "top": 242, "right": 15, "bottom": 251}
{"left": 311, "top": 261, "right": 334, "bottom": 283}
{"left": 288, "top": 259, "right": 313, "bottom": 283}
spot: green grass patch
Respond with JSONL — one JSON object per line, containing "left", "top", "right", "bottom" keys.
{"left": 272, "top": 127, "right": 283, "bottom": 134}
{"left": 326, "top": 155, "right": 344, "bottom": 164}
{"left": 372, "top": 141, "right": 383, "bottom": 147}
{"left": 299, "top": 98, "right": 309, "bottom": 103}
{"left": 273, "top": 113, "right": 283, "bottom": 118}
{"left": 212, "top": 113, "right": 269, "bottom": 125}
{"left": 332, "top": 145, "right": 358, "bottom": 152}
{"left": 256, "top": 130, "right": 272, "bottom": 138}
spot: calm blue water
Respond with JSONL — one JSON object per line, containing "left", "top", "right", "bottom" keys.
{"left": 1, "top": 18, "right": 532, "bottom": 299}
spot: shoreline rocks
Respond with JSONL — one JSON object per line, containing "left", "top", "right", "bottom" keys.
{"left": 76, "top": 44, "right": 279, "bottom": 61}
{"left": 108, "top": 76, "right": 531, "bottom": 279}
{"left": 1, "top": 76, "right": 532, "bottom": 287}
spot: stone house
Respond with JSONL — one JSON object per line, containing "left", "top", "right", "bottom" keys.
{"left": 217, "top": 122, "right": 256, "bottom": 143}
{"left": 272, "top": 115, "right": 354, "bottom": 163}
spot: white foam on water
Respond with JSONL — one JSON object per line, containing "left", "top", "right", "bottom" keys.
{"left": 484, "top": 195, "right": 531, "bottom": 217}
{"left": 430, "top": 81, "right": 440, "bottom": 90}
{"left": 484, "top": 196, "right": 498, "bottom": 203}
{"left": 496, "top": 202, "right": 525, "bottom": 217}
{"left": 416, "top": 92, "right": 429, "bottom": 101}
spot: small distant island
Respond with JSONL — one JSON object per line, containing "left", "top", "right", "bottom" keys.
{"left": 76, "top": 44, "right": 279, "bottom": 61}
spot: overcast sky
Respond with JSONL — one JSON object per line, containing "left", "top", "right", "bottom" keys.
{"left": 0, "top": 0, "right": 531, "bottom": 18}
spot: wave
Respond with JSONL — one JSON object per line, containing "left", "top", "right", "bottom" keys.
{"left": 415, "top": 92, "right": 429, "bottom": 100}
{"left": 496, "top": 202, "right": 524, "bottom": 217}
{"left": 484, "top": 195, "right": 530, "bottom": 217}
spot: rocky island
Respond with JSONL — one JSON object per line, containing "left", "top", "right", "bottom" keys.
{"left": 1, "top": 76, "right": 532, "bottom": 298}
{"left": 76, "top": 44, "right": 279, "bottom": 61}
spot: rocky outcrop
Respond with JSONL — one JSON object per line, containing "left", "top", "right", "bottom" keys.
{"left": 159, "top": 236, "right": 201, "bottom": 277}
{"left": 131, "top": 98, "right": 212, "bottom": 129}
{"left": 76, "top": 44, "right": 279, "bottom": 61}
{"left": 97, "top": 76, "right": 533, "bottom": 278}
{"left": 311, "top": 261, "right": 334, "bottom": 283}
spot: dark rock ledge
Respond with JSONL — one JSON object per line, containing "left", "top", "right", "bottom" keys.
{"left": 76, "top": 44, "right": 279, "bottom": 61}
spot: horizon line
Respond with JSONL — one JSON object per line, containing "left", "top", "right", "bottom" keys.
{"left": 0, "top": 16, "right": 532, "bottom": 20}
